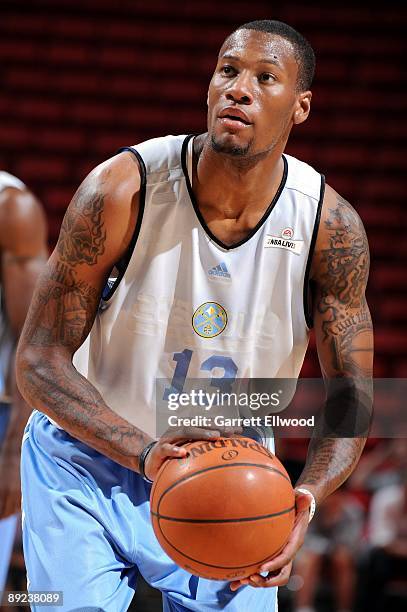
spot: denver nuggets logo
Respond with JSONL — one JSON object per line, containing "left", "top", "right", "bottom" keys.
{"left": 192, "top": 302, "right": 228, "bottom": 338}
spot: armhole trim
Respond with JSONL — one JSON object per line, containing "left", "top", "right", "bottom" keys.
{"left": 102, "top": 146, "right": 147, "bottom": 302}
{"left": 303, "top": 174, "right": 325, "bottom": 329}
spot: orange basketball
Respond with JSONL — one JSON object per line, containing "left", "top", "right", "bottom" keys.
{"left": 150, "top": 437, "right": 295, "bottom": 581}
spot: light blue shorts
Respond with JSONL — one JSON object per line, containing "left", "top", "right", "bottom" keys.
{"left": 21, "top": 411, "right": 277, "bottom": 611}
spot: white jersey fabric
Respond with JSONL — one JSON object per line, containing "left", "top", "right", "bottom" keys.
{"left": 74, "top": 135, "right": 324, "bottom": 438}
{"left": 0, "top": 172, "right": 26, "bottom": 403}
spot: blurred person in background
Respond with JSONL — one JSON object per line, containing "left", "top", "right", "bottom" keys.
{"left": 350, "top": 439, "right": 407, "bottom": 493}
{"left": 0, "top": 172, "right": 47, "bottom": 592}
{"left": 292, "top": 485, "right": 364, "bottom": 612}
{"left": 358, "top": 473, "right": 407, "bottom": 611}
{"left": 351, "top": 440, "right": 407, "bottom": 611}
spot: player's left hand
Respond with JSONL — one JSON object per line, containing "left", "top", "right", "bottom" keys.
{"left": 229, "top": 489, "right": 313, "bottom": 591}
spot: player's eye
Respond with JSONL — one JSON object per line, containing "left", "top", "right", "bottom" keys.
{"left": 221, "top": 65, "right": 235, "bottom": 76}
{"left": 259, "top": 73, "right": 276, "bottom": 83}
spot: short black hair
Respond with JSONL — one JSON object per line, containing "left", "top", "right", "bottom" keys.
{"left": 231, "top": 19, "right": 315, "bottom": 91}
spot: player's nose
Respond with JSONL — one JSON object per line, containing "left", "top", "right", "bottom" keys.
{"left": 226, "top": 72, "right": 254, "bottom": 105}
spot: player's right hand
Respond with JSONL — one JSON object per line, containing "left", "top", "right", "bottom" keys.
{"left": 144, "top": 425, "right": 242, "bottom": 481}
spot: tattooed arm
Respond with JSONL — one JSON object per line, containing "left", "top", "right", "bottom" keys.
{"left": 233, "top": 185, "right": 374, "bottom": 591}
{"left": 15, "top": 153, "right": 185, "bottom": 471}
{"left": 296, "top": 184, "right": 373, "bottom": 504}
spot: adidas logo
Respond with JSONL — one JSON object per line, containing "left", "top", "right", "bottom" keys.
{"left": 208, "top": 262, "right": 231, "bottom": 280}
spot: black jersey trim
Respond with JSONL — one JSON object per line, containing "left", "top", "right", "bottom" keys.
{"left": 181, "top": 135, "right": 288, "bottom": 251}
{"left": 303, "top": 174, "right": 326, "bottom": 329}
{"left": 102, "top": 146, "right": 147, "bottom": 302}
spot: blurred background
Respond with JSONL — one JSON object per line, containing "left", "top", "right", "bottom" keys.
{"left": 1, "top": 0, "right": 406, "bottom": 610}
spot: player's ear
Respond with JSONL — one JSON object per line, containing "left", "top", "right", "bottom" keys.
{"left": 293, "top": 91, "right": 312, "bottom": 125}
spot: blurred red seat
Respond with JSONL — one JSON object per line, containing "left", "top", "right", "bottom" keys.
{"left": 374, "top": 329, "right": 407, "bottom": 354}
{"left": 17, "top": 158, "right": 68, "bottom": 181}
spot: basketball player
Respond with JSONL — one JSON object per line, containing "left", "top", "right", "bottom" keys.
{"left": 16, "top": 20, "right": 373, "bottom": 611}
{"left": 0, "top": 172, "right": 47, "bottom": 591}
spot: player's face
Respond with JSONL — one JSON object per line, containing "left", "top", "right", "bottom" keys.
{"left": 207, "top": 30, "right": 310, "bottom": 158}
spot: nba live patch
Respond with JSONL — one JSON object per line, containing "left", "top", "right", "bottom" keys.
{"left": 264, "top": 227, "right": 304, "bottom": 255}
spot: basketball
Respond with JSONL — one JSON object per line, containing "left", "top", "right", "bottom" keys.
{"left": 150, "top": 437, "right": 295, "bottom": 580}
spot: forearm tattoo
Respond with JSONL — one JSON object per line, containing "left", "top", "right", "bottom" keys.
{"left": 22, "top": 357, "right": 149, "bottom": 463}
{"left": 297, "top": 194, "right": 373, "bottom": 501}
{"left": 297, "top": 437, "right": 365, "bottom": 499}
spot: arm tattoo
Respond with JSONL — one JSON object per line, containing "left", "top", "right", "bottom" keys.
{"left": 317, "top": 194, "right": 373, "bottom": 377}
{"left": 22, "top": 357, "right": 150, "bottom": 464}
{"left": 20, "top": 258, "right": 151, "bottom": 467}
{"left": 24, "top": 261, "right": 99, "bottom": 348}
{"left": 57, "top": 186, "right": 106, "bottom": 266}
{"left": 26, "top": 182, "right": 107, "bottom": 347}
{"left": 297, "top": 437, "right": 365, "bottom": 497}
{"left": 18, "top": 183, "right": 152, "bottom": 469}
{"left": 320, "top": 195, "right": 369, "bottom": 309}
{"left": 297, "top": 194, "right": 373, "bottom": 502}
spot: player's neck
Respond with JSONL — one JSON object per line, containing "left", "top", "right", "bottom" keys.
{"left": 193, "top": 135, "right": 286, "bottom": 216}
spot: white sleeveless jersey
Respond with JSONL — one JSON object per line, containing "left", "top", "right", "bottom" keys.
{"left": 75, "top": 135, "right": 324, "bottom": 438}
{"left": 0, "top": 171, "right": 26, "bottom": 402}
